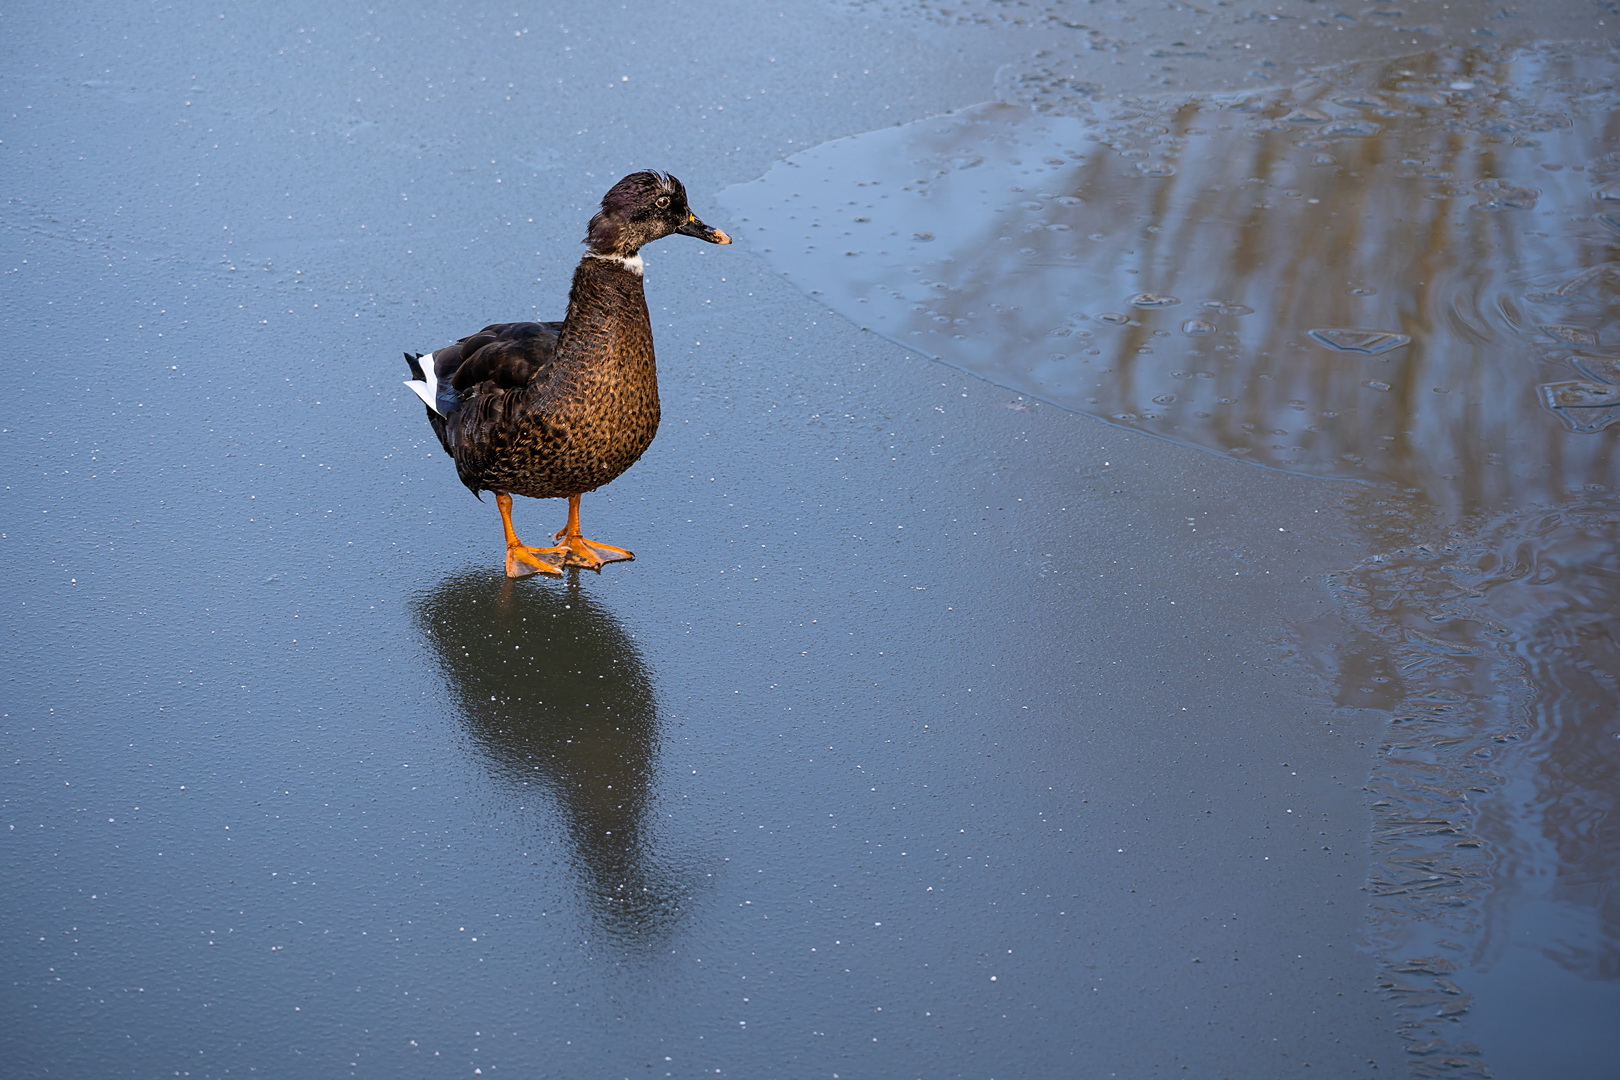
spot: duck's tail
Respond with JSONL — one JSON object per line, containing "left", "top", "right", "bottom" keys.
{"left": 403, "top": 351, "right": 445, "bottom": 417}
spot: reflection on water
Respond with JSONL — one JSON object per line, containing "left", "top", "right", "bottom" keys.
{"left": 1298, "top": 493, "right": 1620, "bottom": 1077}
{"left": 724, "top": 40, "right": 1620, "bottom": 1077}
{"left": 722, "top": 43, "right": 1620, "bottom": 518}
{"left": 413, "top": 574, "right": 681, "bottom": 943}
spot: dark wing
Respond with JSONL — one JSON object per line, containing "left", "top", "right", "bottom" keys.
{"left": 405, "top": 321, "right": 564, "bottom": 414}
{"left": 407, "top": 321, "right": 565, "bottom": 495}
{"left": 441, "top": 321, "right": 565, "bottom": 398}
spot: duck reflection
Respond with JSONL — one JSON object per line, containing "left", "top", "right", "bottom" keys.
{"left": 413, "top": 573, "right": 679, "bottom": 941}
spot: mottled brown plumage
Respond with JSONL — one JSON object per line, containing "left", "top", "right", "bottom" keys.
{"left": 405, "top": 171, "right": 730, "bottom": 576}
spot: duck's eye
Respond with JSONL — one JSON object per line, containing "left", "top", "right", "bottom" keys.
{"left": 655, "top": 195, "right": 671, "bottom": 209}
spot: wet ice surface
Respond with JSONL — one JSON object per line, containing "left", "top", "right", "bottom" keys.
{"left": 723, "top": 43, "right": 1620, "bottom": 513}
{"left": 725, "top": 40, "right": 1620, "bottom": 1078}
{"left": 8, "top": 2, "right": 1416, "bottom": 1073}
{"left": 1295, "top": 495, "right": 1620, "bottom": 1076}
{"left": 5, "top": 1, "right": 1616, "bottom": 1077}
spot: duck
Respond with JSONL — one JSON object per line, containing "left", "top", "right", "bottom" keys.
{"left": 404, "top": 171, "right": 730, "bottom": 577}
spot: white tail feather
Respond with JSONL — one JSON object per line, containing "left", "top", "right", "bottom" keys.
{"left": 404, "top": 353, "right": 443, "bottom": 417}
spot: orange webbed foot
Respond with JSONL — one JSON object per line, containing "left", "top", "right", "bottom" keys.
{"left": 543, "top": 494, "right": 634, "bottom": 571}
{"left": 496, "top": 491, "right": 564, "bottom": 578}
{"left": 548, "top": 529, "right": 634, "bottom": 571}
{"left": 505, "top": 543, "right": 564, "bottom": 578}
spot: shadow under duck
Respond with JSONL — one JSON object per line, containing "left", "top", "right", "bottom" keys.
{"left": 405, "top": 171, "right": 730, "bottom": 577}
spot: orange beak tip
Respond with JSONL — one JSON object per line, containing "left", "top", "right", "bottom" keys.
{"left": 714, "top": 228, "right": 732, "bottom": 245}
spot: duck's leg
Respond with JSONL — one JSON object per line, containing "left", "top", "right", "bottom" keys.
{"left": 549, "top": 494, "right": 635, "bottom": 571}
{"left": 497, "top": 492, "right": 564, "bottom": 578}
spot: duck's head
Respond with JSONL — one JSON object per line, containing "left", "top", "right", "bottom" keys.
{"left": 585, "top": 171, "right": 731, "bottom": 257}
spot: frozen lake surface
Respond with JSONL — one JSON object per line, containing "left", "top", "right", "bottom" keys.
{"left": 4, "top": 2, "right": 1616, "bottom": 1078}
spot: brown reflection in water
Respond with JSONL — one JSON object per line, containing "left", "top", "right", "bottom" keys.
{"left": 724, "top": 42, "right": 1620, "bottom": 518}
{"left": 1294, "top": 492, "right": 1620, "bottom": 1075}
{"left": 1466, "top": 504, "right": 1620, "bottom": 982}
{"left": 413, "top": 573, "right": 680, "bottom": 942}
{"left": 723, "top": 39, "right": 1620, "bottom": 1076}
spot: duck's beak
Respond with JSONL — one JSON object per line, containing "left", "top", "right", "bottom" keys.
{"left": 677, "top": 214, "right": 731, "bottom": 245}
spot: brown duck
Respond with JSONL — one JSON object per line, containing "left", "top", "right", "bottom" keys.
{"left": 405, "top": 171, "right": 730, "bottom": 577}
